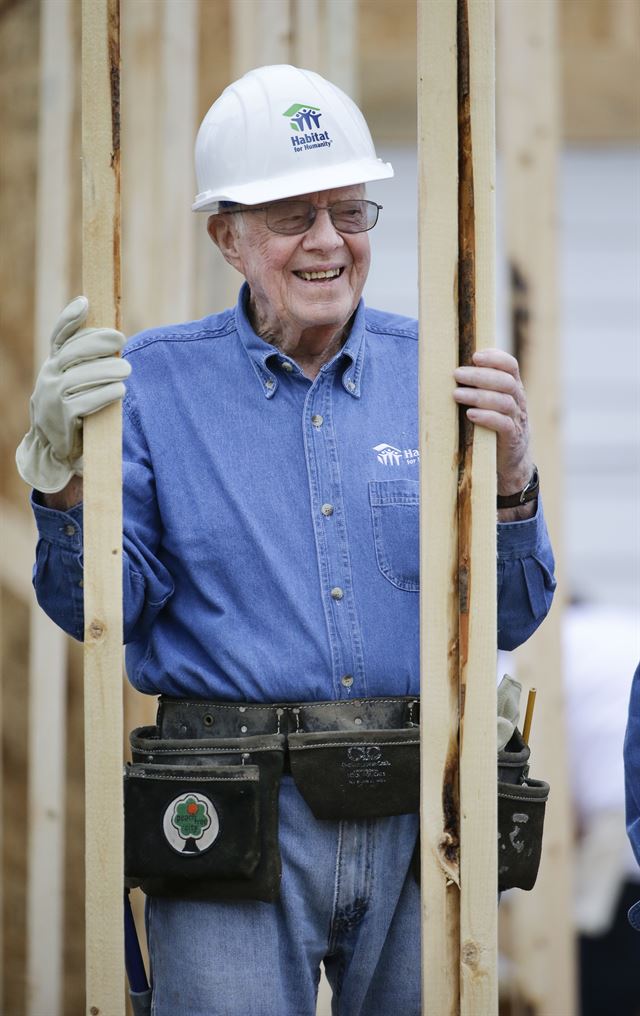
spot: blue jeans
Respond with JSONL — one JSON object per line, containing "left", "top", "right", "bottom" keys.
{"left": 147, "top": 775, "right": 421, "bottom": 1015}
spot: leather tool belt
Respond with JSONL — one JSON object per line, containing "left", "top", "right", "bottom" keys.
{"left": 124, "top": 695, "right": 419, "bottom": 902}
{"left": 124, "top": 694, "right": 548, "bottom": 902}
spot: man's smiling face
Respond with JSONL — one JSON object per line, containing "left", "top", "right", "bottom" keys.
{"left": 216, "top": 185, "right": 372, "bottom": 344}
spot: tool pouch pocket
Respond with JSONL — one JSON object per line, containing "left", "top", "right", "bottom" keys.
{"left": 125, "top": 727, "right": 285, "bottom": 902}
{"left": 497, "top": 729, "right": 549, "bottom": 892}
{"left": 498, "top": 776, "right": 549, "bottom": 891}
{"left": 413, "top": 728, "right": 550, "bottom": 892}
{"left": 288, "top": 727, "right": 420, "bottom": 819}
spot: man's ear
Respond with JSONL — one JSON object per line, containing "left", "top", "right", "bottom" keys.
{"left": 207, "top": 215, "right": 245, "bottom": 273}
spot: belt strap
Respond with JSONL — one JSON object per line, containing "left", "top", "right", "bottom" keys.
{"left": 155, "top": 695, "right": 420, "bottom": 740}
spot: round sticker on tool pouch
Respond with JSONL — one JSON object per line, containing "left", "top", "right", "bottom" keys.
{"left": 163, "top": 792, "right": 220, "bottom": 855}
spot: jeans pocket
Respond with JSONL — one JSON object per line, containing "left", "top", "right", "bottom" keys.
{"left": 369, "top": 479, "right": 420, "bottom": 591}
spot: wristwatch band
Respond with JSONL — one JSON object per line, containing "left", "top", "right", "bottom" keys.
{"left": 497, "top": 466, "right": 539, "bottom": 509}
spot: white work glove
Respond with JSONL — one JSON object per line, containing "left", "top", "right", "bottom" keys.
{"left": 15, "top": 296, "right": 131, "bottom": 493}
{"left": 497, "top": 674, "right": 522, "bottom": 752}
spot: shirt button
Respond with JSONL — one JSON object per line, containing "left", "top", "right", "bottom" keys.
{"left": 341, "top": 675, "right": 353, "bottom": 688}
{"left": 311, "top": 414, "right": 324, "bottom": 428}
{"left": 330, "top": 587, "right": 344, "bottom": 601}
{"left": 282, "top": 361, "right": 293, "bottom": 372}
{"left": 265, "top": 378, "right": 275, "bottom": 390}
{"left": 65, "top": 525, "right": 76, "bottom": 536}
{"left": 321, "top": 503, "right": 334, "bottom": 517}
{"left": 346, "top": 379, "right": 356, "bottom": 392}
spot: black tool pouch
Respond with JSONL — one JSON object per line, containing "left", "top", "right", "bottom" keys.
{"left": 288, "top": 699, "right": 420, "bottom": 820}
{"left": 497, "top": 729, "right": 549, "bottom": 892}
{"left": 412, "top": 728, "right": 549, "bottom": 892}
{"left": 125, "top": 726, "right": 285, "bottom": 902}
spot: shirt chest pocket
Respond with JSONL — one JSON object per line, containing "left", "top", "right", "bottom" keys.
{"left": 368, "top": 479, "right": 419, "bottom": 592}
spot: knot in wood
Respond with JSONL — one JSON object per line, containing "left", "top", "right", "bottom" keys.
{"left": 90, "top": 1007, "right": 100, "bottom": 1015}
{"left": 88, "top": 620, "right": 106, "bottom": 641}
{"left": 461, "top": 939, "right": 480, "bottom": 969}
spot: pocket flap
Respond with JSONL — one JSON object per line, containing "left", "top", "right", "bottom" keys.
{"left": 288, "top": 728, "right": 419, "bottom": 819}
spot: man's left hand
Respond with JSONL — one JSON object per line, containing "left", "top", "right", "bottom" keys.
{"left": 453, "top": 348, "right": 533, "bottom": 496}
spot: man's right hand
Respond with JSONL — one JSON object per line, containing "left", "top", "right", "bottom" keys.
{"left": 15, "top": 296, "right": 130, "bottom": 494}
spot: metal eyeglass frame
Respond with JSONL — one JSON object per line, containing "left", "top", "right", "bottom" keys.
{"left": 222, "top": 198, "right": 383, "bottom": 235}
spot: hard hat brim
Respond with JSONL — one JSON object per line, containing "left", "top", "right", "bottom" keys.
{"left": 192, "top": 157, "right": 394, "bottom": 213}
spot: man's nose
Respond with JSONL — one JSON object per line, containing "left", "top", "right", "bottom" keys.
{"left": 301, "top": 208, "right": 344, "bottom": 249}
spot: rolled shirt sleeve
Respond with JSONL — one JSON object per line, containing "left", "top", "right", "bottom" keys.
{"left": 496, "top": 499, "right": 556, "bottom": 650}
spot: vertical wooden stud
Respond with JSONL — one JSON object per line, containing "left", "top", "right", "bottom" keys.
{"left": 418, "top": 0, "right": 461, "bottom": 1011}
{"left": 497, "top": 2, "right": 576, "bottom": 1012}
{"left": 158, "top": 0, "right": 199, "bottom": 323}
{"left": 0, "top": 576, "right": 3, "bottom": 1016}
{"left": 324, "top": 0, "right": 358, "bottom": 100}
{"left": 121, "top": 0, "right": 159, "bottom": 336}
{"left": 420, "top": 1, "right": 497, "bottom": 1011}
{"left": 458, "top": 3, "right": 498, "bottom": 1012}
{"left": 232, "top": 0, "right": 291, "bottom": 73}
{"left": 293, "top": 0, "right": 321, "bottom": 70}
{"left": 81, "top": 0, "right": 125, "bottom": 1012}
{"left": 26, "top": 1, "right": 74, "bottom": 1012}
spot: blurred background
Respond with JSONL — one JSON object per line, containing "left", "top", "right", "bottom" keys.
{"left": 0, "top": 0, "right": 638, "bottom": 1013}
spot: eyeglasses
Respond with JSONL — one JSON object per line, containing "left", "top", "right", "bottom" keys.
{"left": 228, "top": 198, "right": 382, "bottom": 235}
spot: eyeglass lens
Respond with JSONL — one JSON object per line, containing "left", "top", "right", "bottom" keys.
{"left": 265, "top": 199, "right": 380, "bottom": 235}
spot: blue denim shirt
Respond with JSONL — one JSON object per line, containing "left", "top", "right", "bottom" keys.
{"left": 31, "top": 284, "right": 556, "bottom": 702}
{"left": 624, "top": 662, "right": 640, "bottom": 929}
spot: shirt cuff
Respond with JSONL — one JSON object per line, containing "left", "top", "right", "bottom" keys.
{"left": 497, "top": 498, "right": 548, "bottom": 561}
{"left": 30, "top": 490, "right": 84, "bottom": 551}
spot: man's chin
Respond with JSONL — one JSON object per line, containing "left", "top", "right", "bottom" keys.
{"left": 294, "top": 298, "right": 355, "bottom": 329}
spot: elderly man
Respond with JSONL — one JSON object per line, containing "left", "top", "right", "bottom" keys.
{"left": 16, "top": 66, "right": 554, "bottom": 1016}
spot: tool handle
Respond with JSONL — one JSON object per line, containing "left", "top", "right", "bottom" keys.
{"left": 522, "top": 687, "right": 537, "bottom": 745}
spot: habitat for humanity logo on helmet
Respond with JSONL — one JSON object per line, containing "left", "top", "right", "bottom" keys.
{"left": 283, "top": 103, "right": 333, "bottom": 154}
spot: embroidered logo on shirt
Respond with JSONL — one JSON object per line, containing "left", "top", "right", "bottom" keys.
{"left": 163, "top": 792, "right": 219, "bottom": 855}
{"left": 373, "top": 444, "right": 420, "bottom": 466}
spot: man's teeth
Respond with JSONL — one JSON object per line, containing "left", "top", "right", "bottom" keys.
{"left": 295, "top": 268, "right": 342, "bottom": 281}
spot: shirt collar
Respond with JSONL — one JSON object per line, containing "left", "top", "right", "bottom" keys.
{"left": 234, "top": 282, "right": 365, "bottom": 399}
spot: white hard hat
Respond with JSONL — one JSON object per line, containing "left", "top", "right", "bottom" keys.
{"left": 193, "top": 64, "right": 394, "bottom": 212}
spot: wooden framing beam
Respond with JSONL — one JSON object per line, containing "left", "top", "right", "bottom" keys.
{"left": 418, "top": 0, "right": 461, "bottom": 1009}
{"left": 497, "top": 2, "right": 576, "bottom": 1012}
{"left": 158, "top": 0, "right": 199, "bottom": 323}
{"left": 0, "top": 501, "right": 35, "bottom": 602}
{"left": 0, "top": 580, "right": 2, "bottom": 1006}
{"left": 121, "top": 0, "right": 158, "bottom": 337}
{"left": 324, "top": 0, "right": 358, "bottom": 101}
{"left": 458, "top": 3, "right": 497, "bottom": 1012}
{"left": 419, "top": 1, "right": 497, "bottom": 1012}
{"left": 81, "top": 0, "right": 125, "bottom": 1011}
{"left": 231, "top": 0, "right": 291, "bottom": 74}
{"left": 293, "top": 0, "right": 321, "bottom": 70}
{"left": 26, "top": 1, "right": 73, "bottom": 1011}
